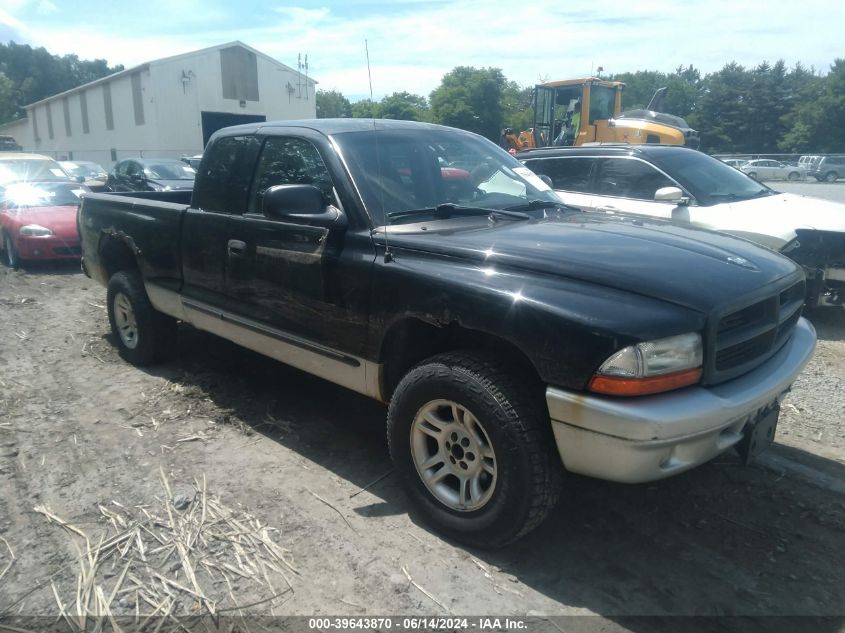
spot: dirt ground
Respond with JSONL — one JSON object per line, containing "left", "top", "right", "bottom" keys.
{"left": 1, "top": 262, "right": 844, "bottom": 631}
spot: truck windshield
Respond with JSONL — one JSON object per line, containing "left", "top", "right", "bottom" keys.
{"left": 648, "top": 150, "right": 776, "bottom": 207}
{"left": 333, "top": 127, "right": 559, "bottom": 226}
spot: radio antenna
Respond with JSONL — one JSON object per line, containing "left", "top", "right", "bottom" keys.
{"left": 366, "top": 39, "right": 392, "bottom": 263}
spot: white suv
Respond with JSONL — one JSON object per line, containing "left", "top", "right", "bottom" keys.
{"left": 519, "top": 145, "right": 845, "bottom": 308}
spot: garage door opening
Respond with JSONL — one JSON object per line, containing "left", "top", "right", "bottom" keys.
{"left": 201, "top": 112, "right": 266, "bottom": 147}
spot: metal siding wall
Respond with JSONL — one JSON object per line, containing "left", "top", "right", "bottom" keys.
{"left": 80, "top": 91, "right": 90, "bottom": 134}
{"left": 63, "top": 97, "right": 72, "bottom": 136}
{"left": 131, "top": 72, "right": 145, "bottom": 125}
{"left": 46, "top": 103, "right": 54, "bottom": 139}
{"left": 103, "top": 83, "right": 114, "bottom": 130}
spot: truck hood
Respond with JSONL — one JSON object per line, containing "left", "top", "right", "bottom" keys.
{"left": 711, "top": 193, "right": 845, "bottom": 250}
{"left": 385, "top": 212, "right": 799, "bottom": 314}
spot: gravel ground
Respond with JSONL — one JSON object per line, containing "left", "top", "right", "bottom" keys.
{"left": 767, "top": 180, "right": 845, "bottom": 204}
{"left": 0, "top": 263, "right": 843, "bottom": 633}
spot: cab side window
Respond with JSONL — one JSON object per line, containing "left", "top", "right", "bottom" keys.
{"left": 248, "top": 137, "right": 336, "bottom": 214}
{"left": 524, "top": 157, "right": 594, "bottom": 193}
{"left": 593, "top": 158, "right": 674, "bottom": 200}
{"left": 193, "top": 135, "right": 260, "bottom": 214}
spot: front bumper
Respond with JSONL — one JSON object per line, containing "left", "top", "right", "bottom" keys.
{"left": 15, "top": 235, "right": 81, "bottom": 260}
{"left": 546, "top": 317, "right": 817, "bottom": 483}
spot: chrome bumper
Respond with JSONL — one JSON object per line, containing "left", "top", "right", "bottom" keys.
{"left": 546, "top": 318, "right": 817, "bottom": 483}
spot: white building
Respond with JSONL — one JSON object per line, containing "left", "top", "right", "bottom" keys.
{"left": 0, "top": 41, "right": 317, "bottom": 167}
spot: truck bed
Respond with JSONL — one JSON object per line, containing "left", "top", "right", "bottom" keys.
{"left": 79, "top": 190, "right": 193, "bottom": 290}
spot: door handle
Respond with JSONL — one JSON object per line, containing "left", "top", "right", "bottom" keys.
{"left": 227, "top": 239, "right": 246, "bottom": 257}
{"left": 597, "top": 206, "right": 618, "bottom": 213}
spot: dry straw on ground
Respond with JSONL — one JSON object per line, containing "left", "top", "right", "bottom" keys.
{"left": 5, "top": 468, "right": 298, "bottom": 631}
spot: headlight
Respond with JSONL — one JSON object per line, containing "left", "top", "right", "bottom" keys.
{"left": 589, "top": 332, "right": 703, "bottom": 396}
{"left": 19, "top": 224, "right": 53, "bottom": 237}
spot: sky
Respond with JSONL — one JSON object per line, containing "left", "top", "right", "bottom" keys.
{"left": 0, "top": 0, "right": 843, "bottom": 101}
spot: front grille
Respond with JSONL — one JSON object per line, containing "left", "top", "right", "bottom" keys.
{"left": 706, "top": 278, "right": 804, "bottom": 383}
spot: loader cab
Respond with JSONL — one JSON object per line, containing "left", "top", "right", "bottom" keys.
{"left": 533, "top": 78, "right": 623, "bottom": 148}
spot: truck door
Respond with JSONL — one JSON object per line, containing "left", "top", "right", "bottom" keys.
{"left": 223, "top": 133, "right": 373, "bottom": 358}
{"left": 181, "top": 135, "right": 261, "bottom": 309}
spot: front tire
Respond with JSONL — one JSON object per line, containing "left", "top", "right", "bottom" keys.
{"left": 106, "top": 270, "right": 177, "bottom": 365}
{"left": 387, "top": 351, "right": 562, "bottom": 548}
{"left": 2, "top": 233, "right": 19, "bottom": 269}
{"left": 746, "top": 172, "right": 758, "bottom": 180}
{"left": 787, "top": 171, "right": 800, "bottom": 181}
{"left": 825, "top": 171, "right": 839, "bottom": 183}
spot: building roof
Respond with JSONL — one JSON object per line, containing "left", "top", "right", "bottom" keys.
{"left": 24, "top": 41, "right": 316, "bottom": 110}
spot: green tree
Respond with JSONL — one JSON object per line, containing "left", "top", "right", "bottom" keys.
{"left": 780, "top": 61, "right": 841, "bottom": 152}
{"left": 0, "top": 41, "right": 122, "bottom": 123}
{"left": 316, "top": 89, "right": 352, "bottom": 118}
{"left": 351, "top": 98, "right": 380, "bottom": 118}
{"left": 379, "top": 91, "right": 428, "bottom": 121}
{"left": 0, "top": 72, "right": 17, "bottom": 123}
{"left": 690, "top": 62, "right": 751, "bottom": 152}
{"left": 501, "top": 81, "right": 533, "bottom": 132}
{"left": 429, "top": 66, "right": 507, "bottom": 140}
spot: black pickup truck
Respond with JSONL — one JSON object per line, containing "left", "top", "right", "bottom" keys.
{"left": 79, "top": 119, "right": 816, "bottom": 547}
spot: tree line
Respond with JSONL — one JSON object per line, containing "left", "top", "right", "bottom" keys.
{"left": 0, "top": 42, "right": 123, "bottom": 124}
{"left": 318, "top": 59, "right": 845, "bottom": 154}
{"left": 0, "top": 40, "right": 840, "bottom": 155}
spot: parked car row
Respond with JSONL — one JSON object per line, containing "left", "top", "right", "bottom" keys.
{"left": 0, "top": 153, "right": 91, "bottom": 267}
{"left": 720, "top": 155, "right": 844, "bottom": 182}
{"left": 519, "top": 144, "right": 845, "bottom": 308}
{"left": 0, "top": 152, "right": 197, "bottom": 268}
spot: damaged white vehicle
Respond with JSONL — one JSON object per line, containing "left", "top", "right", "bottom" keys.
{"left": 519, "top": 145, "right": 845, "bottom": 307}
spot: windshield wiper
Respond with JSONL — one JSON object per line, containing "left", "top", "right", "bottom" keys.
{"left": 387, "top": 203, "right": 530, "bottom": 222}
{"left": 505, "top": 199, "right": 575, "bottom": 212}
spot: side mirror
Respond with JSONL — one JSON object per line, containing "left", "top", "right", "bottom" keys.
{"left": 74, "top": 175, "right": 86, "bottom": 184}
{"left": 538, "top": 174, "right": 553, "bottom": 188}
{"left": 654, "top": 186, "right": 689, "bottom": 205}
{"left": 261, "top": 184, "right": 346, "bottom": 227}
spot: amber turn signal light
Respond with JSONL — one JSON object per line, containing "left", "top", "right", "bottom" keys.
{"left": 588, "top": 367, "right": 703, "bottom": 397}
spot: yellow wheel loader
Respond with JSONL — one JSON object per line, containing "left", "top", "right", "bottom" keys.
{"left": 528, "top": 78, "right": 699, "bottom": 149}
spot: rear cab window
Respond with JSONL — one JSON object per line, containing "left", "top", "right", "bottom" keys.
{"left": 192, "top": 135, "right": 261, "bottom": 214}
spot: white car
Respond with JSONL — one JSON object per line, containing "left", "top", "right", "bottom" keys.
{"left": 519, "top": 145, "right": 845, "bottom": 307}
{"left": 740, "top": 159, "right": 804, "bottom": 181}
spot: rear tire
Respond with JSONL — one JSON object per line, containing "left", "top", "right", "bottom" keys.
{"left": 106, "top": 270, "right": 177, "bottom": 365}
{"left": 2, "top": 233, "right": 19, "bottom": 269}
{"left": 787, "top": 171, "right": 800, "bottom": 181}
{"left": 387, "top": 350, "right": 562, "bottom": 548}
{"left": 747, "top": 172, "right": 758, "bottom": 180}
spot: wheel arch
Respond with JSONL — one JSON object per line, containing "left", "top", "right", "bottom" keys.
{"left": 378, "top": 316, "right": 544, "bottom": 403}
{"left": 98, "top": 232, "right": 141, "bottom": 282}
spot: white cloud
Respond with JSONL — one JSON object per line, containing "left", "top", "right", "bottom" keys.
{"left": 35, "top": 0, "right": 57, "bottom": 15}
{"left": 9, "top": 0, "right": 845, "bottom": 99}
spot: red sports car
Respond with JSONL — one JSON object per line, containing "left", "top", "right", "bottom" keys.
{"left": 1, "top": 181, "right": 89, "bottom": 268}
